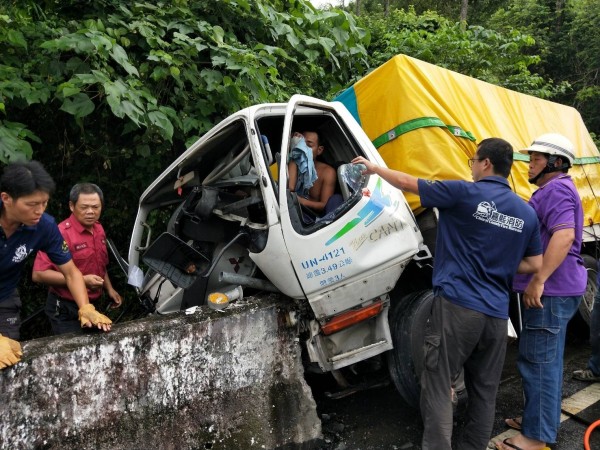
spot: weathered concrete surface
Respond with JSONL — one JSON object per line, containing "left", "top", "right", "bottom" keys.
{"left": 0, "top": 295, "right": 322, "bottom": 449}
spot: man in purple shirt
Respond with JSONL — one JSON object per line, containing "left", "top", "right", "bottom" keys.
{"left": 498, "top": 133, "right": 587, "bottom": 450}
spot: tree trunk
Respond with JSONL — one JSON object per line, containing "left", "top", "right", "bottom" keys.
{"left": 555, "top": 0, "right": 565, "bottom": 32}
{"left": 355, "top": 0, "right": 361, "bottom": 15}
{"left": 384, "top": 0, "right": 390, "bottom": 17}
{"left": 460, "top": 0, "right": 468, "bottom": 22}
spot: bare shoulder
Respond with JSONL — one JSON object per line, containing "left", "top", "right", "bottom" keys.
{"left": 316, "top": 161, "right": 336, "bottom": 180}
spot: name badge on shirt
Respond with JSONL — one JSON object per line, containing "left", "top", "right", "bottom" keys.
{"left": 74, "top": 242, "right": 88, "bottom": 251}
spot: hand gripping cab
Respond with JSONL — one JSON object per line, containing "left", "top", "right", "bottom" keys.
{"left": 125, "top": 95, "right": 431, "bottom": 399}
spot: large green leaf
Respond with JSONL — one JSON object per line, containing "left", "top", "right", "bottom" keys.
{"left": 118, "top": 100, "right": 145, "bottom": 126}
{"left": 148, "top": 110, "right": 174, "bottom": 141}
{"left": 59, "top": 93, "right": 95, "bottom": 118}
{"left": 7, "top": 30, "right": 27, "bottom": 49}
{"left": 0, "top": 122, "right": 34, "bottom": 163}
{"left": 110, "top": 44, "right": 140, "bottom": 77}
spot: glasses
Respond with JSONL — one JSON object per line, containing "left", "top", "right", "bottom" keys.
{"left": 468, "top": 158, "right": 484, "bottom": 168}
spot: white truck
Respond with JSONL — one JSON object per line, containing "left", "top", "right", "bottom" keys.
{"left": 121, "top": 55, "right": 600, "bottom": 407}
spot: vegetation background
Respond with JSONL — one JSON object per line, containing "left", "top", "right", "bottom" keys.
{"left": 1, "top": 0, "right": 598, "bottom": 338}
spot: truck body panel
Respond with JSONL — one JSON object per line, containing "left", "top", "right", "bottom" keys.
{"left": 335, "top": 54, "right": 600, "bottom": 239}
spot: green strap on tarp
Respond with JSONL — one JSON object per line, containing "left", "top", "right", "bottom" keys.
{"left": 514, "top": 152, "right": 600, "bottom": 165}
{"left": 576, "top": 156, "right": 600, "bottom": 164}
{"left": 372, "top": 117, "right": 476, "bottom": 149}
{"left": 374, "top": 117, "right": 600, "bottom": 166}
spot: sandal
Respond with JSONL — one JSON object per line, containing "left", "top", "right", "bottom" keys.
{"left": 572, "top": 368, "right": 600, "bottom": 382}
{"left": 495, "top": 438, "right": 524, "bottom": 450}
{"left": 495, "top": 437, "right": 551, "bottom": 450}
{"left": 504, "top": 417, "right": 522, "bottom": 431}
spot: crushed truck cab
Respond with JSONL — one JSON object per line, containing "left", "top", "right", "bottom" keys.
{"left": 126, "top": 55, "right": 600, "bottom": 407}
{"left": 127, "top": 94, "right": 430, "bottom": 373}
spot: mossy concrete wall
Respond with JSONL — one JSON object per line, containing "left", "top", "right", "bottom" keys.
{"left": 0, "top": 296, "right": 322, "bottom": 449}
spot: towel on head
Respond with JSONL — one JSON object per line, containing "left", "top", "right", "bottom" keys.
{"left": 289, "top": 135, "right": 317, "bottom": 197}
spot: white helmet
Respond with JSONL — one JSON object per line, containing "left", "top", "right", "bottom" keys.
{"left": 519, "top": 133, "right": 575, "bottom": 167}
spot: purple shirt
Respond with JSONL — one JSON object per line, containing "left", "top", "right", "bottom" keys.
{"left": 513, "top": 174, "right": 587, "bottom": 296}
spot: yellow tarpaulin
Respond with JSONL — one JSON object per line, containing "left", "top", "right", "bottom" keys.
{"left": 335, "top": 54, "right": 600, "bottom": 228}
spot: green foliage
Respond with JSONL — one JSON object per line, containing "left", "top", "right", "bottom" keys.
{"left": 566, "top": 0, "right": 600, "bottom": 135}
{"left": 1, "top": 1, "right": 370, "bottom": 163}
{"left": 361, "top": 7, "right": 563, "bottom": 98}
{"left": 2, "top": 0, "right": 598, "bottom": 338}
{"left": 0, "top": 0, "right": 371, "bottom": 203}
{"left": 486, "top": 0, "right": 600, "bottom": 135}
{"left": 345, "top": 0, "right": 508, "bottom": 24}
{"left": 0, "top": 0, "right": 370, "bottom": 336}
{"left": 487, "top": 0, "right": 554, "bottom": 59}
{"left": 0, "top": 120, "right": 36, "bottom": 162}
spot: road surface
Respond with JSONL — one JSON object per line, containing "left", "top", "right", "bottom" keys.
{"left": 311, "top": 329, "right": 600, "bottom": 449}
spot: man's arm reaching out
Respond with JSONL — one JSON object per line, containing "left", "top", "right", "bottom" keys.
{"left": 352, "top": 156, "right": 420, "bottom": 195}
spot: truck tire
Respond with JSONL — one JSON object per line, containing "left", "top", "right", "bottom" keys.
{"left": 579, "top": 254, "right": 598, "bottom": 326}
{"left": 387, "top": 289, "right": 434, "bottom": 408}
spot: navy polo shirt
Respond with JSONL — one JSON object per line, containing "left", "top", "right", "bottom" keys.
{"left": 418, "top": 176, "right": 542, "bottom": 319}
{"left": 0, "top": 200, "right": 71, "bottom": 302}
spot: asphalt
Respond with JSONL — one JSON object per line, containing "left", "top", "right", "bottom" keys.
{"left": 311, "top": 326, "right": 599, "bottom": 450}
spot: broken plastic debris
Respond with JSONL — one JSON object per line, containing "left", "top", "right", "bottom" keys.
{"left": 185, "top": 306, "right": 198, "bottom": 315}
{"left": 127, "top": 265, "right": 144, "bottom": 288}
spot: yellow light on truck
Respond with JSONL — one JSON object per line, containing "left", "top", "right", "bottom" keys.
{"left": 207, "top": 286, "right": 243, "bottom": 310}
{"left": 321, "top": 299, "right": 383, "bottom": 336}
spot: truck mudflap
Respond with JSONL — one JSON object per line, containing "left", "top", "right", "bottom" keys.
{"left": 306, "top": 295, "right": 393, "bottom": 371}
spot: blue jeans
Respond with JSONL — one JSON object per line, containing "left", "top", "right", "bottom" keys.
{"left": 517, "top": 295, "right": 581, "bottom": 443}
{"left": 588, "top": 287, "right": 600, "bottom": 375}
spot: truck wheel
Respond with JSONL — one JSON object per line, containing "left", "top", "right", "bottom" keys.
{"left": 387, "top": 289, "right": 434, "bottom": 408}
{"left": 579, "top": 254, "right": 598, "bottom": 326}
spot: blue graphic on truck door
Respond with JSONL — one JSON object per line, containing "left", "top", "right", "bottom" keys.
{"left": 325, "top": 178, "right": 397, "bottom": 245}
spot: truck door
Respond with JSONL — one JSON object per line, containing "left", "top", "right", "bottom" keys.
{"left": 278, "top": 95, "right": 423, "bottom": 319}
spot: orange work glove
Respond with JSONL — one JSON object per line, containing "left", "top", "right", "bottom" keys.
{"left": 78, "top": 303, "right": 112, "bottom": 329}
{"left": 0, "top": 334, "right": 23, "bottom": 369}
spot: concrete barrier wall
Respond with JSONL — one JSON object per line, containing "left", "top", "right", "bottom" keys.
{"left": 0, "top": 296, "right": 322, "bottom": 449}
